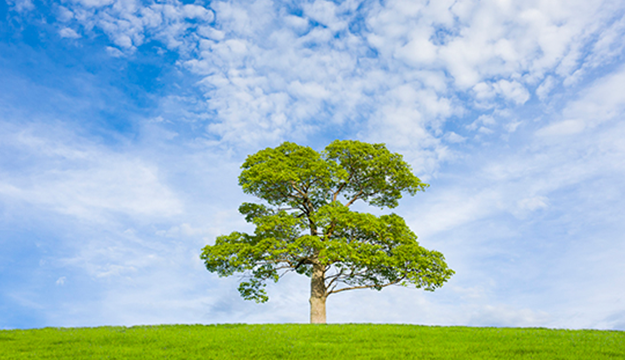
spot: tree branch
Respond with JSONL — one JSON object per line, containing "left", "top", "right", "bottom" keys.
{"left": 325, "top": 268, "right": 344, "bottom": 289}
{"left": 332, "top": 183, "right": 346, "bottom": 202}
{"left": 326, "top": 277, "right": 406, "bottom": 295}
{"left": 293, "top": 257, "right": 312, "bottom": 270}
{"left": 343, "top": 268, "right": 370, "bottom": 279}
{"left": 289, "top": 180, "right": 307, "bottom": 198}
{"left": 278, "top": 268, "right": 295, "bottom": 278}
{"left": 324, "top": 220, "right": 338, "bottom": 240}
{"left": 345, "top": 190, "right": 364, "bottom": 207}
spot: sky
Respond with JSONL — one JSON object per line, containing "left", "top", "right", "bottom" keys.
{"left": 1, "top": 0, "right": 624, "bottom": 331}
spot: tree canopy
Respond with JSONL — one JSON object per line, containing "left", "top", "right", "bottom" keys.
{"left": 201, "top": 140, "right": 454, "bottom": 323}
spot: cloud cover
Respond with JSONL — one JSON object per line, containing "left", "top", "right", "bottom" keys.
{"left": 1, "top": 0, "right": 624, "bottom": 330}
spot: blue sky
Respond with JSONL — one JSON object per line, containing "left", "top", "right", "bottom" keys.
{"left": 1, "top": 0, "right": 624, "bottom": 330}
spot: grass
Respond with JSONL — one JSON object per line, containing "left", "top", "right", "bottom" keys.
{"left": 0, "top": 324, "right": 623, "bottom": 359}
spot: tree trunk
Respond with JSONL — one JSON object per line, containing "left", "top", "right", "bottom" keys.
{"left": 309, "top": 262, "right": 327, "bottom": 324}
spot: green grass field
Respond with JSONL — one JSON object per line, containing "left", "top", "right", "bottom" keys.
{"left": 1, "top": 324, "right": 623, "bottom": 359}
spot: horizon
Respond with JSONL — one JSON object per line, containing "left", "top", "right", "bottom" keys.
{"left": 1, "top": 0, "right": 624, "bottom": 331}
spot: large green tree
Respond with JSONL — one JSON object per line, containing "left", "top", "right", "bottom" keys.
{"left": 201, "top": 140, "right": 454, "bottom": 323}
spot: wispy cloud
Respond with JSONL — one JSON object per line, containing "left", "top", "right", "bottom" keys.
{"left": 0, "top": 122, "right": 183, "bottom": 222}
{"left": 40, "top": 0, "right": 624, "bottom": 157}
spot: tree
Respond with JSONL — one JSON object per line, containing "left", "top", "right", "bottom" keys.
{"left": 200, "top": 140, "right": 454, "bottom": 323}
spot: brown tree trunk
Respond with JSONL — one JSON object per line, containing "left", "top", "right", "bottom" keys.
{"left": 309, "top": 261, "right": 327, "bottom": 324}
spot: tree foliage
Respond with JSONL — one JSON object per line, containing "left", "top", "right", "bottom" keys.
{"left": 201, "top": 140, "right": 454, "bottom": 314}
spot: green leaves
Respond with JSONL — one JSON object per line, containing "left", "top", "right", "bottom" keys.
{"left": 312, "top": 204, "right": 454, "bottom": 293}
{"left": 238, "top": 278, "right": 269, "bottom": 303}
{"left": 238, "top": 142, "right": 338, "bottom": 210}
{"left": 324, "top": 140, "right": 428, "bottom": 208}
{"left": 201, "top": 140, "right": 452, "bottom": 304}
{"left": 238, "top": 140, "right": 428, "bottom": 212}
{"left": 239, "top": 203, "right": 271, "bottom": 223}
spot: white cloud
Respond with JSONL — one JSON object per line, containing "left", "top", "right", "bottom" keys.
{"left": 472, "top": 80, "right": 530, "bottom": 105}
{"left": 582, "top": 14, "right": 625, "bottom": 71}
{"left": 472, "top": 82, "right": 496, "bottom": 101}
{"left": 303, "top": 0, "right": 346, "bottom": 33}
{"left": 468, "top": 114, "right": 496, "bottom": 130}
{"left": 283, "top": 15, "right": 308, "bottom": 33}
{"left": 537, "top": 64, "right": 625, "bottom": 137}
{"left": 8, "top": 0, "right": 34, "bottom": 12}
{"left": 411, "top": 188, "right": 504, "bottom": 238}
{"left": 49, "top": 0, "right": 215, "bottom": 52}
{"left": 396, "top": 33, "right": 438, "bottom": 65}
{"left": 505, "top": 120, "right": 522, "bottom": 133}
{"left": 466, "top": 305, "right": 551, "bottom": 327}
{"left": 513, "top": 196, "right": 549, "bottom": 219}
{"left": 76, "top": 0, "right": 115, "bottom": 8}
{"left": 372, "top": 0, "right": 619, "bottom": 89}
{"left": 156, "top": 223, "right": 212, "bottom": 238}
{"left": 0, "top": 125, "right": 183, "bottom": 222}
{"left": 536, "top": 75, "right": 556, "bottom": 100}
{"left": 444, "top": 132, "right": 466, "bottom": 143}
{"left": 478, "top": 126, "right": 493, "bottom": 134}
{"left": 42, "top": 0, "right": 625, "bottom": 161}
{"left": 536, "top": 119, "right": 585, "bottom": 137}
{"left": 59, "top": 27, "right": 81, "bottom": 39}
{"left": 562, "top": 64, "right": 625, "bottom": 126}
{"left": 519, "top": 196, "right": 549, "bottom": 212}
{"left": 493, "top": 80, "right": 530, "bottom": 105}
{"left": 182, "top": 4, "right": 214, "bottom": 21}
{"left": 106, "top": 46, "right": 125, "bottom": 57}
{"left": 56, "top": 6, "right": 74, "bottom": 22}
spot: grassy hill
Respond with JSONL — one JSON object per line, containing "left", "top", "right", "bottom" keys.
{"left": 1, "top": 324, "right": 623, "bottom": 359}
